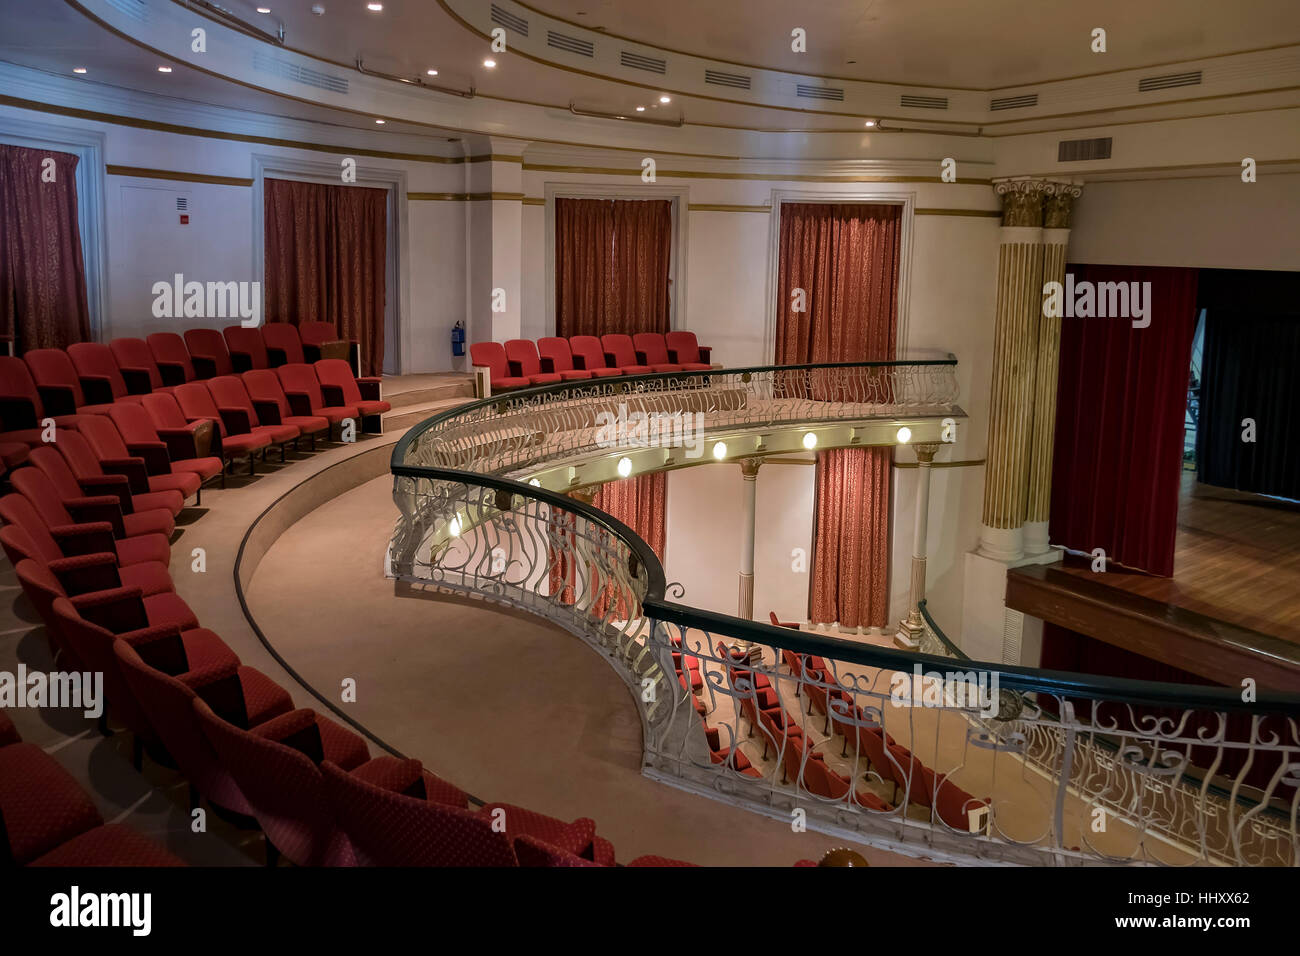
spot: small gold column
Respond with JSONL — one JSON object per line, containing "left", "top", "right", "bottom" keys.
{"left": 896, "top": 443, "right": 941, "bottom": 647}
{"left": 737, "top": 457, "right": 763, "bottom": 620}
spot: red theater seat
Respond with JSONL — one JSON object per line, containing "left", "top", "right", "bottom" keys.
{"left": 23, "top": 349, "right": 114, "bottom": 415}
{"left": 241, "top": 370, "right": 329, "bottom": 449}
{"left": 107, "top": 402, "right": 221, "bottom": 500}
{"left": 599, "top": 334, "right": 655, "bottom": 374}
{"left": 313, "top": 359, "right": 389, "bottom": 431}
{"left": 0, "top": 709, "right": 18, "bottom": 748}
{"left": 299, "top": 321, "right": 360, "bottom": 373}
{"left": 146, "top": 333, "right": 199, "bottom": 387}
{"left": 275, "top": 364, "right": 358, "bottom": 441}
{"left": 174, "top": 382, "right": 272, "bottom": 476}
{"left": 631, "top": 332, "right": 687, "bottom": 372}
{"left": 0, "top": 741, "right": 103, "bottom": 864}
{"left": 183, "top": 328, "right": 233, "bottom": 379}
{"left": 536, "top": 337, "right": 599, "bottom": 380}
{"left": 205, "top": 375, "right": 300, "bottom": 460}
{"left": 567, "top": 336, "right": 625, "bottom": 376}
{"left": 29, "top": 824, "right": 186, "bottom": 867}
{"left": 75, "top": 414, "right": 197, "bottom": 506}
{"left": 262, "top": 323, "right": 306, "bottom": 366}
{"left": 502, "top": 339, "right": 564, "bottom": 385}
{"left": 665, "top": 330, "right": 713, "bottom": 366}
{"left": 27, "top": 442, "right": 176, "bottom": 539}
{"left": 109, "top": 337, "right": 173, "bottom": 395}
{"left": 0, "top": 356, "right": 81, "bottom": 446}
{"left": 67, "top": 342, "right": 144, "bottom": 405}
{"left": 223, "top": 326, "right": 269, "bottom": 372}
{"left": 469, "top": 341, "right": 530, "bottom": 391}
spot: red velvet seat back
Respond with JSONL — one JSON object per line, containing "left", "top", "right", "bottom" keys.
{"left": 513, "top": 835, "right": 602, "bottom": 867}
{"left": 0, "top": 494, "right": 64, "bottom": 565}
{"left": 109, "top": 338, "right": 165, "bottom": 391}
{"left": 242, "top": 370, "right": 292, "bottom": 419}
{"left": 320, "top": 760, "right": 518, "bottom": 867}
{"left": 146, "top": 334, "right": 196, "bottom": 383}
{"left": 223, "top": 326, "right": 269, "bottom": 370}
{"left": 11, "top": 459, "right": 76, "bottom": 527}
{"left": 275, "top": 364, "right": 327, "bottom": 409}
{"left": 665, "top": 331, "right": 704, "bottom": 365}
{"left": 537, "top": 337, "right": 577, "bottom": 373}
{"left": 140, "top": 391, "right": 190, "bottom": 430}
{"left": 67, "top": 343, "right": 129, "bottom": 401}
{"left": 74, "top": 414, "right": 132, "bottom": 463}
{"left": 0, "top": 356, "right": 48, "bottom": 414}
{"left": 632, "top": 333, "right": 671, "bottom": 365}
{"left": 23, "top": 349, "right": 87, "bottom": 406}
{"left": 107, "top": 402, "right": 161, "bottom": 446}
{"left": 600, "top": 334, "right": 639, "bottom": 368}
{"left": 28, "top": 444, "right": 87, "bottom": 501}
{"left": 504, "top": 339, "right": 543, "bottom": 377}
{"left": 313, "top": 359, "right": 364, "bottom": 403}
{"left": 51, "top": 597, "right": 153, "bottom": 738}
{"left": 174, "top": 383, "right": 229, "bottom": 437}
{"left": 568, "top": 336, "right": 610, "bottom": 371}
{"left": 262, "top": 324, "right": 305, "bottom": 365}
{"left": 206, "top": 375, "right": 260, "bottom": 425}
{"left": 299, "top": 322, "right": 345, "bottom": 347}
{"left": 183, "top": 329, "right": 233, "bottom": 377}
{"left": 468, "top": 342, "right": 509, "bottom": 379}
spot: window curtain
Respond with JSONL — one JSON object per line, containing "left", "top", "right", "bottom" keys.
{"left": 263, "top": 178, "right": 387, "bottom": 376}
{"left": 0, "top": 145, "right": 92, "bottom": 351}
{"left": 554, "top": 198, "right": 672, "bottom": 337}
{"left": 1049, "top": 264, "right": 1199, "bottom": 576}
{"left": 1195, "top": 269, "right": 1300, "bottom": 501}
{"left": 776, "top": 203, "right": 901, "bottom": 629}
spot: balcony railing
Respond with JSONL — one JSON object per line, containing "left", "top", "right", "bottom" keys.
{"left": 389, "top": 361, "right": 1300, "bottom": 866}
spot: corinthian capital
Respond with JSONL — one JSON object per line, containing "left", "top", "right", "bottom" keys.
{"left": 992, "top": 177, "right": 1048, "bottom": 227}
{"left": 1042, "top": 180, "right": 1083, "bottom": 229}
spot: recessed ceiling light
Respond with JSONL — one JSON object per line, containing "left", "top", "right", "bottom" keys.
{"left": 659, "top": 95, "right": 671, "bottom": 103}
{"left": 635, "top": 105, "right": 645, "bottom": 112}
{"left": 311, "top": 3, "right": 325, "bottom": 14}
{"left": 426, "top": 69, "right": 438, "bottom": 76}
{"left": 483, "top": 58, "right": 496, "bottom": 68}
{"left": 256, "top": 6, "right": 271, "bottom": 12}
{"left": 366, "top": 2, "right": 382, "bottom": 10}
{"left": 73, "top": 67, "right": 87, "bottom": 74}
{"left": 864, "top": 119, "right": 877, "bottom": 127}
{"left": 374, "top": 118, "right": 385, "bottom": 124}
{"left": 157, "top": 66, "right": 172, "bottom": 73}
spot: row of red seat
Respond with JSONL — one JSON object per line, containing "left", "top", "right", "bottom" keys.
{"left": 0, "top": 461, "right": 690, "bottom": 866}
{"left": 471, "top": 331, "right": 713, "bottom": 391}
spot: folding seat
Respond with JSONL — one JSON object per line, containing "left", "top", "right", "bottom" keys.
{"left": 22, "top": 349, "right": 115, "bottom": 415}
{"left": 0, "top": 740, "right": 104, "bottom": 864}
{"left": 192, "top": 702, "right": 372, "bottom": 866}
{"left": 631, "top": 332, "right": 689, "bottom": 372}
{"left": 568, "top": 335, "right": 627, "bottom": 376}
{"left": 146, "top": 332, "right": 199, "bottom": 387}
{"left": 780, "top": 733, "right": 889, "bottom": 811}
{"left": 22, "top": 445, "right": 176, "bottom": 539}
{"left": 926, "top": 769, "right": 990, "bottom": 833}
{"left": 10, "top": 466, "right": 171, "bottom": 568}
{"left": 536, "top": 337, "right": 600, "bottom": 380}
{"left": 299, "top": 321, "right": 359, "bottom": 374}
{"left": 205, "top": 375, "right": 300, "bottom": 461}
{"left": 665, "top": 330, "right": 714, "bottom": 368}
{"left": 74, "top": 415, "right": 196, "bottom": 507}
{"left": 600, "top": 334, "right": 657, "bottom": 374}
{"left": 183, "top": 328, "right": 234, "bottom": 379}
{"left": 313, "top": 359, "right": 390, "bottom": 433}
{"left": 0, "top": 493, "right": 173, "bottom": 596}
{"left": 139, "top": 391, "right": 220, "bottom": 465}
{"left": 108, "top": 402, "right": 222, "bottom": 503}
{"left": 704, "top": 724, "right": 761, "bottom": 778}
{"left": 0, "top": 442, "right": 29, "bottom": 475}
{"left": 109, "top": 337, "right": 174, "bottom": 395}
{"left": 469, "top": 341, "right": 531, "bottom": 391}
{"left": 275, "top": 364, "right": 358, "bottom": 441}
{"left": 67, "top": 342, "right": 146, "bottom": 405}
{"left": 502, "top": 339, "right": 565, "bottom": 385}
{"left": 241, "top": 370, "right": 329, "bottom": 449}
{"left": 223, "top": 325, "right": 269, "bottom": 372}
{"left": 0, "top": 356, "right": 84, "bottom": 445}
{"left": 29, "top": 824, "right": 186, "bottom": 867}
{"left": 49, "top": 426, "right": 184, "bottom": 518}
{"left": 173, "top": 383, "right": 272, "bottom": 476}
{"left": 115, "top": 640, "right": 294, "bottom": 817}
{"left": 262, "top": 323, "right": 306, "bottom": 366}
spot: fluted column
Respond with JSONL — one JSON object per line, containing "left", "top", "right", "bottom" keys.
{"left": 896, "top": 443, "right": 942, "bottom": 647}
{"left": 737, "top": 458, "right": 762, "bottom": 619}
{"left": 979, "top": 179, "right": 1047, "bottom": 561}
{"left": 1024, "top": 183, "right": 1082, "bottom": 555}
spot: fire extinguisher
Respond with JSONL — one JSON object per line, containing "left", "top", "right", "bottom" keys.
{"left": 451, "top": 320, "right": 465, "bottom": 357}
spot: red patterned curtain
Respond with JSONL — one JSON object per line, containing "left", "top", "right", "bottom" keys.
{"left": 263, "top": 178, "right": 387, "bottom": 376}
{"left": 554, "top": 198, "right": 671, "bottom": 337}
{"left": 0, "top": 145, "right": 92, "bottom": 351}
{"left": 776, "top": 203, "right": 901, "bottom": 628}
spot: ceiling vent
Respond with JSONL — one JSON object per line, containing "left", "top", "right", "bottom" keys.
{"left": 253, "top": 52, "right": 349, "bottom": 94}
{"left": 1138, "top": 70, "right": 1202, "bottom": 92}
{"left": 796, "top": 83, "right": 844, "bottom": 102}
{"left": 489, "top": 4, "right": 528, "bottom": 37}
{"left": 1058, "top": 136, "right": 1113, "bottom": 162}
{"left": 547, "top": 30, "right": 593, "bottom": 57}
{"left": 990, "top": 93, "right": 1038, "bottom": 111}
{"left": 900, "top": 94, "right": 948, "bottom": 110}
{"left": 704, "top": 69, "right": 751, "bottom": 90}
{"left": 621, "top": 50, "right": 667, "bottom": 74}
{"left": 104, "top": 0, "right": 147, "bottom": 19}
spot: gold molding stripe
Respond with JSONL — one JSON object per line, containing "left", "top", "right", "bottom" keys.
{"left": 522, "top": 163, "right": 991, "bottom": 185}
{"left": 915, "top": 208, "right": 1002, "bottom": 218}
{"left": 687, "top": 203, "right": 771, "bottom": 213}
{"left": 522, "top": 197, "right": 545, "bottom": 205}
{"left": 408, "top": 192, "right": 526, "bottom": 201}
{"left": 107, "top": 164, "right": 252, "bottom": 187}
{"left": 894, "top": 458, "right": 987, "bottom": 469}
{"left": 981, "top": 85, "right": 1300, "bottom": 127}
{"left": 466, "top": 154, "right": 524, "bottom": 164}
{"left": 982, "top": 102, "right": 1300, "bottom": 138}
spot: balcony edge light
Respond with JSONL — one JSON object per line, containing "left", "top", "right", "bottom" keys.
{"left": 897, "top": 426, "right": 913, "bottom": 444}
{"left": 712, "top": 441, "right": 728, "bottom": 460}
{"left": 617, "top": 456, "right": 633, "bottom": 478}
{"left": 802, "top": 432, "right": 818, "bottom": 449}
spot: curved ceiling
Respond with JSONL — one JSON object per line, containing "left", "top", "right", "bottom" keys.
{"left": 523, "top": 0, "right": 1300, "bottom": 88}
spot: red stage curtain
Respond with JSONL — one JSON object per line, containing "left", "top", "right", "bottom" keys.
{"left": 0, "top": 145, "right": 92, "bottom": 351}
{"left": 1049, "top": 264, "right": 1199, "bottom": 576}
{"left": 263, "top": 178, "right": 387, "bottom": 376}
{"left": 554, "top": 198, "right": 671, "bottom": 337}
{"left": 776, "top": 203, "right": 901, "bottom": 628}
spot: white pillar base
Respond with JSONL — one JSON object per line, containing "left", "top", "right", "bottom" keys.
{"left": 977, "top": 524, "right": 1025, "bottom": 562}
{"left": 1023, "top": 520, "right": 1050, "bottom": 555}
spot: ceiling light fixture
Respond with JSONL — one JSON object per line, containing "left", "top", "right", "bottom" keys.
{"left": 157, "top": 66, "right": 173, "bottom": 73}
{"left": 659, "top": 95, "right": 671, "bottom": 103}
{"left": 864, "top": 119, "right": 877, "bottom": 127}
{"left": 617, "top": 456, "right": 633, "bottom": 478}
{"left": 73, "top": 67, "right": 87, "bottom": 74}
{"left": 448, "top": 515, "right": 462, "bottom": 537}
{"left": 256, "top": 6, "right": 271, "bottom": 12}
{"left": 483, "top": 58, "right": 497, "bottom": 68}
{"left": 635, "top": 105, "right": 645, "bottom": 111}
{"left": 896, "top": 426, "right": 912, "bottom": 444}
{"left": 426, "top": 68, "right": 438, "bottom": 76}
{"left": 374, "top": 118, "right": 385, "bottom": 124}
{"left": 366, "top": 2, "right": 383, "bottom": 10}
{"left": 528, "top": 478, "right": 541, "bottom": 487}
{"left": 712, "top": 441, "right": 727, "bottom": 460}
{"left": 802, "top": 432, "right": 818, "bottom": 449}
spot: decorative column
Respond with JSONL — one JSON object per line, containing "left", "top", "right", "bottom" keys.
{"left": 896, "top": 443, "right": 941, "bottom": 648}
{"left": 737, "top": 458, "right": 762, "bottom": 619}
{"left": 1024, "top": 182, "right": 1082, "bottom": 555}
{"left": 978, "top": 179, "right": 1047, "bottom": 561}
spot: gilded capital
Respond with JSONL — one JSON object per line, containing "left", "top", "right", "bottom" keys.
{"left": 567, "top": 485, "right": 599, "bottom": 504}
{"left": 913, "top": 442, "right": 942, "bottom": 465}
{"left": 1042, "top": 181, "right": 1083, "bottom": 229}
{"left": 740, "top": 457, "right": 763, "bottom": 479}
{"left": 993, "top": 178, "right": 1046, "bottom": 227}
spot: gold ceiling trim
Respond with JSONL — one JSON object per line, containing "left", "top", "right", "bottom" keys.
{"left": 106, "top": 164, "right": 253, "bottom": 187}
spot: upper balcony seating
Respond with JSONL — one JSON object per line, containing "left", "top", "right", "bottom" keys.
{"left": 205, "top": 375, "right": 301, "bottom": 460}
{"left": 665, "top": 331, "right": 712, "bottom": 367}
{"left": 599, "top": 334, "right": 656, "bottom": 374}
{"left": 703, "top": 722, "right": 761, "bottom": 777}
{"left": 567, "top": 335, "right": 626, "bottom": 376}
{"left": 146, "top": 333, "right": 199, "bottom": 387}
{"left": 109, "top": 337, "right": 174, "bottom": 395}
{"left": 223, "top": 326, "right": 270, "bottom": 373}
{"left": 67, "top": 342, "right": 145, "bottom": 406}
{"left": 262, "top": 323, "right": 306, "bottom": 366}
{"left": 631, "top": 332, "right": 691, "bottom": 372}
{"left": 779, "top": 733, "right": 891, "bottom": 812}
{"left": 174, "top": 383, "right": 273, "bottom": 476}
{"left": 0, "top": 356, "right": 82, "bottom": 446}
{"left": 107, "top": 402, "right": 222, "bottom": 503}
{"left": 28, "top": 442, "right": 177, "bottom": 539}
{"left": 23, "top": 348, "right": 114, "bottom": 416}
{"left": 183, "top": 329, "right": 234, "bottom": 379}
{"left": 502, "top": 339, "right": 565, "bottom": 385}
{"left": 241, "top": 370, "right": 329, "bottom": 450}
{"left": 300, "top": 321, "right": 360, "bottom": 376}
{"left": 469, "top": 341, "right": 530, "bottom": 392}
{"left": 313, "top": 359, "right": 389, "bottom": 433}
{"left": 75, "top": 414, "right": 198, "bottom": 506}
{"left": 537, "top": 337, "right": 600, "bottom": 380}
{"left": 274, "top": 364, "right": 358, "bottom": 441}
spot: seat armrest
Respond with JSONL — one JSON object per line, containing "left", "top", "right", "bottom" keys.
{"left": 50, "top": 521, "right": 117, "bottom": 557}
{"left": 96, "top": 457, "right": 151, "bottom": 496}
{"left": 319, "top": 384, "right": 346, "bottom": 408}
{"left": 251, "top": 399, "right": 282, "bottom": 425}
{"left": 698, "top": 346, "right": 712, "bottom": 363}
{"left": 120, "top": 622, "right": 188, "bottom": 674}
{"left": 266, "top": 347, "right": 287, "bottom": 367}
{"left": 190, "top": 356, "right": 218, "bottom": 380}
{"left": 229, "top": 353, "right": 253, "bottom": 374}
{"left": 634, "top": 349, "right": 650, "bottom": 364}
{"left": 283, "top": 391, "right": 314, "bottom": 417}
{"left": 356, "top": 378, "right": 382, "bottom": 402}
{"left": 666, "top": 348, "right": 681, "bottom": 363}
{"left": 71, "top": 585, "right": 148, "bottom": 634}
{"left": 118, "top": 367, "right": 153, "bottom": 395}
{"left": 0, "top": 395, "right": 40, "bottom": 431}
{"left": 184, "top": 661, "right": 250, "bottom": 727}
{"left": 155, "top": 361, "right": 187, "bottom": 387}
{"left": 78, "top": 374, "right": 114, "bottom": 406}
{"left": 66, "top": 495, "right": 128, "bottom": 536}
{"left": 507, "top": 360, "right": 524, "bottom": 377}
{"left": 47, "top": 552, "right": 123, "bottom": 596}
{"left": 571, "top": 354, "right": 588, "bottom": 370}
{"left": 35, "top": 384, "right": 77, "bottom": 418}
{"left": 74, "top": 476, "right": 133, "bottom": 515}
{"left": 154, "top": 427, "right": 199, "bottom": 461}
{"left": 125, "top": 441, "right": 173, "bottom": 476}
{"left": 539, "top": 357, "right": 557, "bottom": 374}
{"left": 302, "top": 344, "right": 322, "bottom": 364}
{"left": 604, "top": 351, "right": 619, "bottom": 366}
{"left": 216, "top": 406, "right": 252, "bottom": 435}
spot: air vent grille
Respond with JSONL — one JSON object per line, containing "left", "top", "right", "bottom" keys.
{"left": 253, "top": 52, "right": 349, "bottom": 94}
{"left": 796, "top": 84, "right": 844, "bottom": 102}
{"left": 704, "top": 69, "right": 751, "bottom": 90}
{"left": 176, "top": 197, "right": 188, "bottom": 211}
{"left": 990, "top": 93, "right": 1038, "bottom": 111}
{"left": 547, "top": 30, "right": 594, "bottom": 57}
{"left": 489, "top": 4, "right": 528, "bottom": 37}
{"left": 1058, "top": 136, "right": 1113, "bottom": 162}
{"left": 900, "top": 94, "right": 948, "bottom": 110}
{"left": 1138, "top": 70, "right": 1202, "bottom": 92}
{"left": 620, "top": 50, "right": 666, "bottom": 74}
{"left": 105, "top": 0, "right": 147, "bottom": 20}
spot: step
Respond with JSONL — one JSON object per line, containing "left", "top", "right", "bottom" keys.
{"left": 382, "top": 396, "right": 476, "bottom": 433}
{"left": 382, "top": 374, "right": 476, "bottom": 410}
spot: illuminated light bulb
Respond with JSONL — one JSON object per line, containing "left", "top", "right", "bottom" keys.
{"left": 635, "top": 106, "right": 645, "bottom": 112}
{"left": 427, "top": 69, "right": 439, "bottom": 75}
{"left": 448, "top": 515, "right": 462, "bottom": 537}
{"left": 157, "top": 66, "right": 173, "bottom": 73}
{"left": 367, "top": 3, "right": 383, "bottom": 11}
{"left": 897, "top": 426, "right": 912, "bottom": 444}
{"left": 802, "top": 432, "right": 818, "bottom": 449}
{"left": 617, "top": 456, "right": 633, "bottom": 478}
{"left": 659, "top": 95, "right": 671, "bottom": 103}
{"left": 528, "top": 478, "right": 541, "bottom": 487}
{"left": 73, "top": 67, "right": 87, "bottom": 74}
{"left": 864, "top": 119, "right": 877, "bottom": 127}
{"left": 374, "top": 118, "right": 386, "bottom": 124}
{"left": 712, "top": 441, "right": 727, "bottom": 460}
{"left": 483, "top": 58, "right": 497, "bottom": 68}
